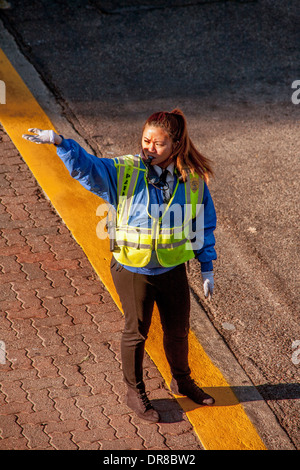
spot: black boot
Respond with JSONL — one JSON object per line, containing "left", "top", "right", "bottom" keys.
{"left": 126, "top": 387, "right": 160, "bottom": 423}
{"left": 170, "top": 376, "right": 215, "bottom": 406}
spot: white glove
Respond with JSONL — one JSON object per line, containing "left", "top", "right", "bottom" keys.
{"left": 201, "top": 271, "right": 214, "bottom": 300}
{"left": 22, "top": 128, "right": 60, "bottom": 145}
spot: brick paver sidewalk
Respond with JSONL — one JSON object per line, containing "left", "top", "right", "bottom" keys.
{"left": 0, "top": 125, "right": 202, "bottom": 450}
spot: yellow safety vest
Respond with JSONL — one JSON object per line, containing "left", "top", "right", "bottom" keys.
{"left": 112, "top": 155, "right": 204, "bottom": 268}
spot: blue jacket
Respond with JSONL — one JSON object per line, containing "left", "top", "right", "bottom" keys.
{"left": 56, "top": 138, "right": 217, "bottom": 275}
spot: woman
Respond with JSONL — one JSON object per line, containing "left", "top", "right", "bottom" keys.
{"left": 22, "top": 109, "right": 217, "bottom": 423}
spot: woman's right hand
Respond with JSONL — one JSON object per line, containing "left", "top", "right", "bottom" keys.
{"left": 22, "top": 128, "right": 62, "bottom": 145}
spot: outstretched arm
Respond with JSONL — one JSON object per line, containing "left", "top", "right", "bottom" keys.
{"left": 23, "top": 129, "right": 118, "bottom": 208}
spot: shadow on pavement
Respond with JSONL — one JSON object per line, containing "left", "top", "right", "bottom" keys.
{"left": 205, "top": 383, "right": 300, "bottom": 407}
{"left": 154, "top": 383, "right": 300, "bottom": 418}
{"left": 152, "top": 398, "right": 186, "bottom": 423}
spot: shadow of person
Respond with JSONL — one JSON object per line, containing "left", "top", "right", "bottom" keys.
{"left": 151, "top": 386, "right": 239, "bottom": 421}
{"left": 153, "top": 382, "right": 300, "bottom": 420}
{"left": 188, "top": 383, "right": 300, "bottom": 407}
{"left": 151, "top": 398, "right": 186, "bottom": 423}
{"left": 235, "top": 383, "right": 300, "bottom": 402}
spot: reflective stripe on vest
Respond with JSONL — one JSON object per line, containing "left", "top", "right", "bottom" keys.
{"left": 113, "top": 155, "right": 204, "bottom": 267}
{"left": 116, "top": 155, "right": 141, "bottom": 227}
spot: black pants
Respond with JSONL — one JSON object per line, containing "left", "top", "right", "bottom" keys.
{"left": 110, "top": 258, "right": 191, "bottom": 392}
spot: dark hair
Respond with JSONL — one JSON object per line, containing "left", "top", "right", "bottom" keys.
{"left": 143, "top": 108, "right": 214, "bottom": 183}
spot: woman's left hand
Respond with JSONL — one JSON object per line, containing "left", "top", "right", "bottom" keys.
{"left": 201, "top": 271, "right": 214, "bottom": 300}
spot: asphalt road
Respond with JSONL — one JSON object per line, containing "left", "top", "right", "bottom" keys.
{"left": 0, "top": 0, "right": 299, "bottom": 448}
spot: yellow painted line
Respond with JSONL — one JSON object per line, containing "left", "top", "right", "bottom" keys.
{"left": 0, "top": 48, "right": 266, "bottom": 450}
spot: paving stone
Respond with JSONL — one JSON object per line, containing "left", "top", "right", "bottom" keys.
{"left": 79, "top": 407, "right": 111, "bottom": 430}
{"left": 48, "top": 431, "right": 78, "bottom": 450}
{"left": 0, "top": 414, "right": 23, "bottom": 439}
{"left": 0, "top": 380, "right": 27, "bottom": 404}
{"left": 100, "top": 437, "right": 145, "bottom": 450}
{"left": 71, "top": 427, "right": 116, "bottom": 444}
{"left": 30, "top": 356, "right": 60, "bottom": 378}
{"left": 109, "top": 414, "right": 141, "bottom": 440}
{"left": 44, "top": 418, "right": 89, "bottom": 434}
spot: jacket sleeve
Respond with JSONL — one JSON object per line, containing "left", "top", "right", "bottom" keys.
{"left": 194, "top": 182, "right": 217, "bottom": 272}
{"left": 56, "top": 138, "right": 118, "bottom": 208}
